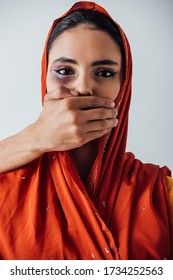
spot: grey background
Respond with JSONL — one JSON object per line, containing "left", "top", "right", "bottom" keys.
{"left": 0, "top": 0, "right": 172, "bottom": 171}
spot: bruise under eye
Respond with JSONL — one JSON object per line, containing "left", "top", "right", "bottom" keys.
{"left": 51, "top": 68, "right": 74, "bottom": 85}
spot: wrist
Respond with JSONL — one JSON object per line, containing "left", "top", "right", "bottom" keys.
{"left": 23, "top": 123, "right": 46, "bottom": 156}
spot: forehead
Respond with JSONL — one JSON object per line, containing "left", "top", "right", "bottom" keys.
{"left": 48, "top": 25, "right": 121, "bottom": 62}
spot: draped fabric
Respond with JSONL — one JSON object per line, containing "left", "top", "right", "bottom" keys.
{"left": 0, "top": 1, "right": 172, "bottom": 260}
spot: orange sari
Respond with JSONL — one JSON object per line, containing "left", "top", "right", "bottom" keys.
{"left": 0, "top": 1, "right": 172, "bottom": 260}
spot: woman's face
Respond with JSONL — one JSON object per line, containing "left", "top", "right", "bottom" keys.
{"left": 46, "top": 24, "right": 124, "bottom": 100}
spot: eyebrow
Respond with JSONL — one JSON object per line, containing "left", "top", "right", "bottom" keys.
{"left": 52, "top": 57, "right": 119, "bottom": 66}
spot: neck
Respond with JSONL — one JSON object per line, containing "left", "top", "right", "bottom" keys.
{"left": 71, "top": 140, "right": 98, "bottom": 183}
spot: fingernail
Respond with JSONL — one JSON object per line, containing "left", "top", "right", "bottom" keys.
{"left": 110, "top": 101, "right": 115, "bottom": 107}
{"left": 114, "top": 119, "right": 119, "bottom": 126}
{"left": 69, "top": 90, "right": 79, "bottom": 96}
{"left": 114, "top": 108, "right": 118, "bottom": 117}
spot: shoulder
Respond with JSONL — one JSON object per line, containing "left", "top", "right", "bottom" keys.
{"left": 124, "top": 151, "right": 173, "bottom": 205}
{"left": 166, "top": 176, "right": 173, "bottom": 190}
{"left": 124, "top": 152, "right": 172, "bottom": 178}
{"left": 166, "top": 176, "right": 173, "bottom": 215}
{"left": 123, "top": 152, "right": 172, "bottom": 196}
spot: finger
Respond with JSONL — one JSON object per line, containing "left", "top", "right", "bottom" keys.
{"left": 69, "top": 96, "right": 115, "bottom": 110}
{"left": 81, "top": 118, "right": 118, "bottom": 133}
{"left": 81, "top": 107, "right": 118, "bottom": 121}
{"left": 83, "top": 128, "right": 113, "bottom": 143}
{"left": 44, "top": 87, "right": 78, "bottom": 101}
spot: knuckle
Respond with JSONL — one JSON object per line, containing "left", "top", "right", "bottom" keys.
{"left": 105, "top": 100, "right": 110, "bottom": 107}
{"left": 71, "top": 124, "right": 80, "bottom": 134}
{"left": 99, "top": 108, "right": 107, "bottom": 118}
{"left": 75, "top": 134, "right": 83, "bottom": 146}
{"left": 68, "top": 112, "right": 78, "bottom": 124}
{"left": 94, "top": 108, "right": 105, "bottom": 119}
{"left": 101, "top": 119, "right": 107, "bottom": 128}
{"left": 64, "top": 98, "right": 72, "bottom": 110}
{"left": 91, "top": 96, "right": 99, "bottom": 107}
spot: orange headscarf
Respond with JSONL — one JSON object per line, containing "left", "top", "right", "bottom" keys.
{"left": 0, "top": 1, "right": 172, "bottom": 260}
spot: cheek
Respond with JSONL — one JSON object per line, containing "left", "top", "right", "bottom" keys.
{"left": 95, "top": 82, "right": 121, "bottom": 100}
{"left": 46, "top": 74, "right": 67, "bottom": 92}
{"left": 46, "top": 74, "right": 55, "bottom": 92}
{"left": 46, "top": 72, "right": 73, "bottom": 92}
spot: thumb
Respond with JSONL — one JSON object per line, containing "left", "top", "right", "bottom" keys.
{"left": 44, "top": 87, "right": 79, "bottom": 101}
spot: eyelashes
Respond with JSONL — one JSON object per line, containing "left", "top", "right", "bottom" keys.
{"left": 95, "top": 69, "right": 117, "bottom": 78}
{"left": 52, "top": 67, "right": 117, "bottom": 80}
{"left": 54, "top": 67, "right": 75, "bottom": 77}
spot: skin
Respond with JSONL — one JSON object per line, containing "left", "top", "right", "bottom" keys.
{"left": 46, "top": 25, "right": 123, "bottom": 181}
{"left": 47, "top": 24, "right": 123, "bottom": 99}
{"left": 0, "top": 24, "right": 123, "bottom": 178}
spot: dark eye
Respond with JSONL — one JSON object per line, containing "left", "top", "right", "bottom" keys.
{"left": 55, "top": 68, "right": 74, "bottom": 76}
{"left": 96, "top": 70, "right": 116, "bottom": 78}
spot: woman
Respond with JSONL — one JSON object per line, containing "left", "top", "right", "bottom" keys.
{"left": 0, "top": 1, "right": 172, "bottom": 260}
